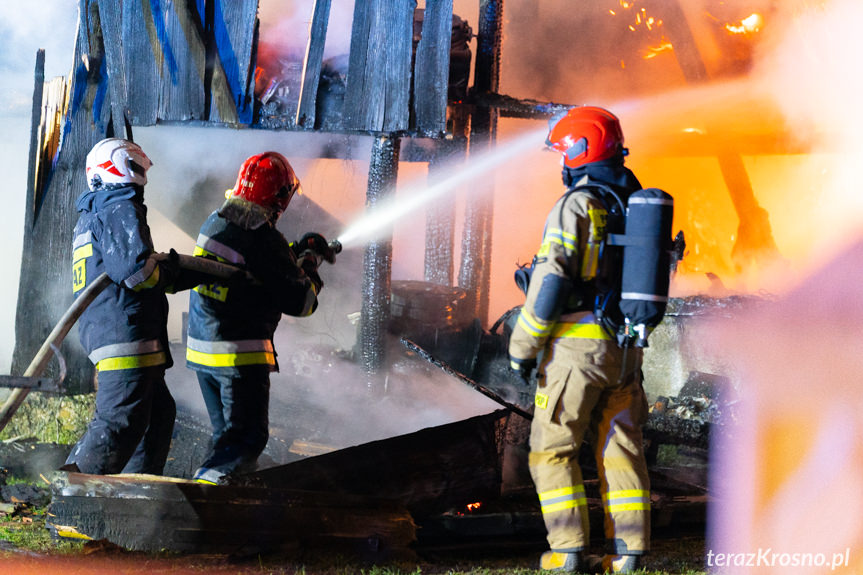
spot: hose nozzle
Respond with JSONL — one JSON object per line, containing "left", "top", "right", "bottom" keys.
{"left": 328, "top": 239, "right": 343, "bottom": 255}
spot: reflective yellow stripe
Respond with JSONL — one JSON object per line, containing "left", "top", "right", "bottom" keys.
{"left": 538, "top": 485, "right": 588, "bottom": 513}
{"left": 186, "top": 348, "right": 275, "bottom": 368}
{"left": 544, "top": 227, "right": 578, "bottom": 251}
{"left": 193, "top": 246, "right": 226, "bottom": 262}
{"left": 550, "top": 321, "right": 611, "bottom": 340}
{"left": 96, "top": 351, "right": 167, "bottom": 371}
{"left": 131, "top": 266, "right": 160, "bottom": 292}
{"left": 542, "top": 498, "right": 588, "bottom": 514}
{"left": 607, "top": 501, "right": 651, "bottom": 512}
{"left": 538, "top": 486, "right": 584, "bottom": 501}
{"left": 72, "top": 243, "right": 93, "bottom": 262}
{"left": 517, "top": 310, "right": 552, "bottom": 338}
{"left": 605, "top": 489, "right": 651, "bottom": 513}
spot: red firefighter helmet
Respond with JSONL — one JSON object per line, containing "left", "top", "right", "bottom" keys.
{"left": 546, "top": 106, "right": 626, "bottom": 169}
{"left": 229, "top": 151, "right": 301, "bottom": 216}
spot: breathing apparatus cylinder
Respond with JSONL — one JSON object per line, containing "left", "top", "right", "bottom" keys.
{"left": 617, "top": 188, "right": 674, "bottom": 346}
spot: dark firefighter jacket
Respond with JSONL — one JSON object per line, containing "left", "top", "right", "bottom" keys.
{"left": 509, "top": 159, "right": 642, "bottom": 364}
{"left": 186, "top": 210, "right": 319, "bottom": 376}
{"left": 72, "top": 185, "right": 172, "bottom": 371}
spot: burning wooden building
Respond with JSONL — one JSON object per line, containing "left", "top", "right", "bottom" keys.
{"left": 0, "top": 0, "right": 840, "bottom": 558}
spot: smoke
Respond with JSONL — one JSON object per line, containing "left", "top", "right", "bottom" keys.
{"left": 750, "top": 0, "right": 863, "bottom": 263}
{"left": 0, "top": 2, "right": 77, "bottom": 375}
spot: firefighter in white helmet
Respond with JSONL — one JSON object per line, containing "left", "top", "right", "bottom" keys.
{"left": 508, "top": 107, "right": 651, "bottom": 573}
{"left": 65, "top": 138, "right": 194, "bottom": 475}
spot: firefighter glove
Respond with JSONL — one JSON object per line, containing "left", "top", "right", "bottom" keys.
{"left": 509, "top": 356, "right": 537, "bottom": 385}
{"left": 295, "top": 232, "right": 336, "bottom": 264}
{"left": 299, "top": 253, "right": 324, "bottom": 292}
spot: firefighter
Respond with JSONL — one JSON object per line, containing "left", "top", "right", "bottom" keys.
{"left": 508, "top": 107, "right": 651, "bottom": 573}
{"left": 66, "top": 138, "right": 188, "bottom": 475}
{"left": 186, "top": 151, "right": 333, "bottom": 485}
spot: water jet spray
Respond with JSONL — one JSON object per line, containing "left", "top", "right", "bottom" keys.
{"left": 333, "top": 126, "right": 549, "bottom": 250}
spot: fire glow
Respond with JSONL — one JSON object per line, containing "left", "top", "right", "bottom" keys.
{"left": 724, "top": 13, "right": 764, "bottom": 35}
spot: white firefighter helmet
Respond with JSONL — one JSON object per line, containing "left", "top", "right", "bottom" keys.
{"left": 85, "top": 138, "right": 153, "bottom": 191}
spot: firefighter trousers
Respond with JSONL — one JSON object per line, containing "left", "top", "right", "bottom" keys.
{"left": 528, "top": 338, "right": 650, "bottom": 555}
{"left": 195, "top": 370, "right": 270, "bottom": 477}
{"left": 66, "top": 365, "right": 175, "bottom": 475}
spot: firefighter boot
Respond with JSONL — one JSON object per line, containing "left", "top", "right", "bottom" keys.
{"left": 539, "top": 550, "right": 584, "bottom": 572}
{"left": 585, "top": 553, "right": 641, "bottom": 573}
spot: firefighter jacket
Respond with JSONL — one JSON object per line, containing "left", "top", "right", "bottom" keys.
{"left": 72, "top": 185, "right": 171, "bottom": 371}
{"left": 508, "top": 165, "right": 642, "bottom": 365}
{"left": 186, "top": 210, "right": 319, "bottom": 376}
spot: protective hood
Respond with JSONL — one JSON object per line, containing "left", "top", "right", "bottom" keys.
{"left": 218, "top": 195, "right": 274, "bottom": 230}
{"left": 76, "top": 184, "right": 144, "bottom": 213}
{"left": 562, "top": 154, "right": 642, "bottom": 199}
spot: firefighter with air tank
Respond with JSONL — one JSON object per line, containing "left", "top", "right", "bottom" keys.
{"left": 186, "top": 151, "right": 337, "bottom": 485}
{"left": 509, "top": 106, "right": 676, "bottom": 573}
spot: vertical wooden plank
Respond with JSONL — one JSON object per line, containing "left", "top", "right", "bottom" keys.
{"left": 413, "top": 0, "right": 452, "bottom": 136}
{"left": 382, "top": 0, "right": 415, "bottom": 132}
{"left": 24, "top": 50, "right": 45, "bottom": 234}
{"left": 122, "top": 0, "right": 159, "bottom": 125}
{"left": 96, "top": 0, "right": 128, "bottom": 136}
{"left": 296, "top": 0, "right": 332, "bottom": 129}
{"left": 344, "top": 0, "right": 416, "bottom": 132}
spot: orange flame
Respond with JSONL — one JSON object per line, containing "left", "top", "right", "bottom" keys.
{"left": 643, "top": 39, "right": 674, "bottom": 59}
{"left": 466, "top": 501, "right": 482, "bottom": 512}
{"left": 725, "top": 13, "right": 764, "bottom": 35}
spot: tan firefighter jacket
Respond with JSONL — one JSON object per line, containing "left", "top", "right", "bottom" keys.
{"left": 509, "top": 182, "right": 613, "bottom": 365}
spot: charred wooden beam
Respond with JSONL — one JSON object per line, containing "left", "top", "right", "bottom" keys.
{"left": 360, "top": 135, "right": 400, "bottom": 378}
{"left": 244, "top": 410, "right": 507, "bottom": 519}
{"left": 458, "top": 0, "right": 504, "bottom": 327}
{"left": 413, "top": 0, "right": 454, "bottom": 136}
{"left": 48, "top": 471, "right": 416, "bottom": 554}
{"left": 423, "top": 108, "right": 468, "bottom": 285}
{"left": 296, "top": 0, "right": 332, "bottom": 129}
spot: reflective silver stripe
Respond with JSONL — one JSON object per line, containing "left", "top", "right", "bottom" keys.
{"left": 196, "top": 234, "right": 245, "bottom": 264}
{"left": 89, "top": 339, "right": 164, "bottom": 364}
{"left": 628, "top": 197, "right": 673, "bottom": 206}
{"left": 186, "top": 336, "right": 274, "bottom": 354}
{"left": 73, "top": 231, "right": 94, "bottom": 249}
{"left": 621, "top": 292, "right": 669, "bottom": 302}
{"left": 124, "top": 255, "right": 159, "bottom": 289}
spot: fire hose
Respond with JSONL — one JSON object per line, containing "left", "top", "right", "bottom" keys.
{"left": 0, "top": 254, "right": 254, "bottom": 434}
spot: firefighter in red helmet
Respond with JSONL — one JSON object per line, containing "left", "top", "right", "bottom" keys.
{"left": 186, "top": 151, "right": 334, "bottom": 484}
{"left": 509, "top": 107, "right": 651, "bottom": 573}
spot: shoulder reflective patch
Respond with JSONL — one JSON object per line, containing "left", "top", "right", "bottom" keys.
{"left": 72, "top": 243, "right": 93, "bottom": 262}
{"left": 73, "top": 259, "right": 87, "bottom": 293}
{"left": 72, "top": 242, "right": 93, "bottom": 293}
